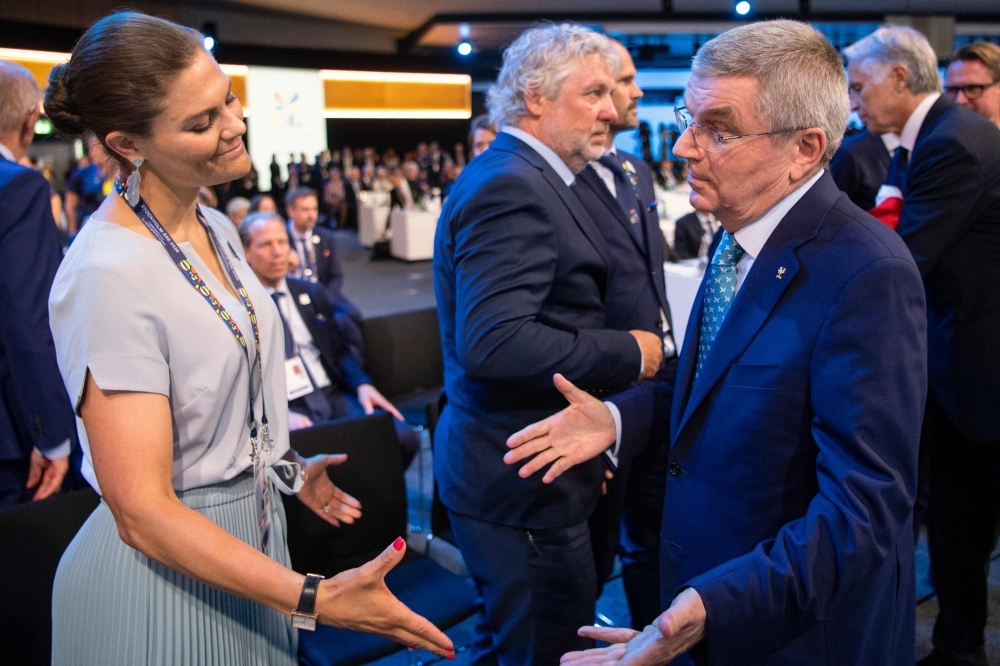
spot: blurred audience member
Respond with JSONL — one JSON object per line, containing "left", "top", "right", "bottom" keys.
{"left": 946, "top": 42, "right": 1000, "bottom": 127}
{"left": 469, "top": 113, "right": 497, "bottom": 158}
{"left": 323, "top": 168, "right": 347, "bottom": 228}
{"left": 225, "top": 196, "right": 250, "bottom": 226}
{"left": 672, "top": 211, "right": 720, "bottom": 260}
{"left": 249, "top": 193, "right": 277, "bottom": 214}
{"left": 65, "top": 134, "right": 115, "bottom": 235}
{"left": 0, "top": 60, "right": 75, "bottom": 506}
{"left": 453, "top": 142, "right": 466, "bottom": 168}
{"left": 425, "top": 141, "right": 449, "bottom": 188}
{"left": 240, "top": 213, "right": 418, "bottom": 464}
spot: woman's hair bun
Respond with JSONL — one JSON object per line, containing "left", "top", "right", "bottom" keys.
{"left": 44, "top": 63, "right": 88, "bottom": 136}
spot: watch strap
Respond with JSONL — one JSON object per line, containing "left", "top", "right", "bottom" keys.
{"left": 296, "top": 573, "right": 324, "bottom": 615}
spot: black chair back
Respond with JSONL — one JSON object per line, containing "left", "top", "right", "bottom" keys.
{"left": 361, "top": 308, "right": 443, "bottom": 398}
{"left": 0, "top": 488, "right": 100, "bottom": 666}
{"left": 284, "top": 413, "right": 407, "bottom": 577}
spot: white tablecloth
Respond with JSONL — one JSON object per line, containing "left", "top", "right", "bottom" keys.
{"left": 390, "top": 209, "right": 438, "bottom": 261}
{"left": 664, "top": 260, "right": 705, "bottom": 354}
{"left": 358, "top": 203, "right": 390, "bottom": 248}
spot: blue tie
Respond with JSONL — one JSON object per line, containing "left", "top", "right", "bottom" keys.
{"left": 886, "top": 146, "right": 909, "bottom": 198}
{"left": 696, "top": 232, "right": 746, "bottom": 379}
{"left": 271, "top": 292, "right": 334, "bottom": 422}
{"left": 597, "top": 154, "right": 646, "bottom": 250}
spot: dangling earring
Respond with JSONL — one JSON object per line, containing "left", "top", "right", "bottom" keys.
{"left": 125, "top": 158, "right": 142, "bottom": 207}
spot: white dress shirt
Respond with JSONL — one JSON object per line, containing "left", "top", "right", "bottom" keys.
{"left": 899, "top": 93, "right": 941, "bottom": 152}
{"left": 0, "top": 141, "right": 15, "bottom": 162}
{"left": 267, "top": 279, "right": 332, "bottom": 390}
{"left": 590, "top": 146, "right": 619, "bottom": 197}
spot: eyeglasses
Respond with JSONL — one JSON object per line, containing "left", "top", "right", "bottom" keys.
{"left": 674, "top": 106, "right": 809, "bottom": 153}
{"left": 944, "top": 81, "right": 999, "bottom": 101}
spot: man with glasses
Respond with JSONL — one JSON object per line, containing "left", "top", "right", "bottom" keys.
{"left": 505, "top": 20, "right": 926, "bottom": 666}
{"left": 946, "top": 42, "right": 1000, "bottom": 128}
{"left": 846, "top": 26, "right": 1000, "bottom": 666}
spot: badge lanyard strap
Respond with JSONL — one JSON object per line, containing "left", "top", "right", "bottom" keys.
{"left": 619, "top": 159, "right": 658, "bottom": 216}
{"left": 119, "top": 184, "right": 270, "bottom": 464}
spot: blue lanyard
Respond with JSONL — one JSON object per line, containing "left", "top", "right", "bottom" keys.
{"left": 121, "top": 186, "right": 269, "bottom": 460}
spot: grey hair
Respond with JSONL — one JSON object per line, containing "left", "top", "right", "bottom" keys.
{"left": 691, "top": 20, "right": 850, "bottom": 165}
{"left": 487, "top": 23, "right": 620, "bottom": 129}
{"left": 238, "top": 211, "right": 284, "bottom": 248}
{"left": 843, "top": 25, "right": 942, "bottom": 95}
{"left": 0, "top": 61, "right": 41, "bottom": 136}
{"left": 226, "top": 196, "right": 251, "bottom": 217}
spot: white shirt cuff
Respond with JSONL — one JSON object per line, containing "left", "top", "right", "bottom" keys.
{"left": 602, "top": 401, "right": 623, "bottom": 468}
{"left": 36, "top": 439, "right": 71, "bottom": 461}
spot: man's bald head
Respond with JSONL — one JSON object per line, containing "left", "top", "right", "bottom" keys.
{"left": 608, "top": 40, "right": 643, "bottom": 135}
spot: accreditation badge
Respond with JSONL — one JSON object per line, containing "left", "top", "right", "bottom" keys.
{"left": 285, "top": 355, "right": 315, "bottom": 400}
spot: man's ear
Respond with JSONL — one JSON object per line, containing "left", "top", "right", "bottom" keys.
{"left": 104, "top": 131, "right": 143, "bottom": 167}
{"left": 890, "top": 63, "right": 911, "bottom": 93}
{"left": 523, "top": 91, "right": 545, "bottom": 117}
{"left": 20, "top": 106, "right": 40, "bottom": 149}
{"left": 789, "top": 128, "right": 826, "bottom": 181}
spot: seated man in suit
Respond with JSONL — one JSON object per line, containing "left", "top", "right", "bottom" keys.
{"left": 672, "top": 211, "right": 720, "bottom": 260}
{"left": 284, "top": 186, "right": 365, "bottom": 358}
{"left": 846, "top": 27, "right": 1000, "bottom": 666}
{"left": 0, "top": 62, "right": 76, "bottom": 507}
{"left": 507, "top": 20, "right": 926, "bottom": 666}
{"left": 433, "top": 24, "right": 663, "bottom": 666}
{"left": 241, "top": 212, "right": 419, "bottom": 467}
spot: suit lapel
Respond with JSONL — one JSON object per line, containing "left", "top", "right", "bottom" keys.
{"left": 578, "top": 166, "right": 648, "bottom": 260}
{"left": 672, "top": 172, "right": 841, "bottom": 445}
{"left": 493, "top": 132, "right": 612, "bottom": 268}
{"left": 286, "top": 280, "right": 322, "bottom": 343}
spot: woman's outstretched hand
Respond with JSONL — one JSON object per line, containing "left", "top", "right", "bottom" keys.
{"left": 318, "top": 537, "right": 456, "bottom": 658}
{"left": 296, "top": 453, "right": 363, "bottom": 527}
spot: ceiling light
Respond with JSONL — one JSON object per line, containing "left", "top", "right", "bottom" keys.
{"left": 457, "top": 42, "right": 473, "bottom": 56}
{"left": 735, "top": 1, "right": 751, "bottom": 15}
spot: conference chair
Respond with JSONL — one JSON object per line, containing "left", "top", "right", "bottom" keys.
{"left": 360, "top": 308, "right": 443, "bottom": 426}
{"left": 0, "top": 488, "right": 100, "bottom": 666}
{"left": 285, "top": 413, "right": 477, "bottom": 666}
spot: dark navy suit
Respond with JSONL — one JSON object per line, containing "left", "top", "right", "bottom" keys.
{"left": 0, "top": 155, "right": 76, "bottom": 507}
{"left": 896, "top": 96, "right": 1000, "bottom": 666}
{"left": 612, "top": 172, "right": 926, "bottom": 665}
{"left": 574, "top": 154, "right": 676, "bottom": 628}
{"left": 829, "top": 128, "right": 892, "bottom": 211}
{"left": 433, "top": 131, "right": 641, "bottom": 664}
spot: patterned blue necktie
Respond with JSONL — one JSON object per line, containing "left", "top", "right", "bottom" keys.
{"left": 696, "top": 231, "right": 746, "bottom": 379}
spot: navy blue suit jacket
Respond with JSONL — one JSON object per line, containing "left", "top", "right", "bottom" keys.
{"left": 613, "top": 172, "right": 927, "bottom": 665}
{"left": 896, "top": 96, "right": 1000, "bottom": 444}
{"left": 0, "top": 156, "right": 75, "bottom": 460}
{"left": 285, "top": 278, "right": 370, "bottom": 393}
{"left": 287, "top": 224, "right": 345, "bottom": 303}
{"left": 829, "top": 128, "right": 891, "bottom": 212}
{"left": 574, "top": 157, "right": 675, "bottom": 385}
{"left": 433, "top": 131, "right": 642, "bottom": 529}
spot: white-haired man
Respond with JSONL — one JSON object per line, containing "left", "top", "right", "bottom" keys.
{"left": 506, "top": 20, "right": 926, "bottom": 665}
{"left": 432, "top": 24, "right": 664, "bottom": 665}
{"left": 0, "top": 61, "right": 76, "bottom": 506}
{"left": 846, "top": 26, "right": 1000, "bottom": 666}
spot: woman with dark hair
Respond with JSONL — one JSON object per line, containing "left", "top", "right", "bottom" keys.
{"left": 44, "top": 11, "right": 453, "bottom": 664}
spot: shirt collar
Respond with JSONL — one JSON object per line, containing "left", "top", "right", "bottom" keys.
{"left": 265, "top": 278, "right": 289, "bottom": 297}
{"left": 899, "top": 92, "right": 941, "bottom": 152}
{"left": 0, "top": 142, "right": 15, "bottom": 163}
{"left": 880, "top": 132, "right": 901, "bottom": 154}
{"left": 733, "top": 169, "right": 825, "bottom": 260}
{"left": 288, "top": 223, "right": 311, "bottom": 242}
{"left": 501, "top": 126, "right": 576, "bottom": 186}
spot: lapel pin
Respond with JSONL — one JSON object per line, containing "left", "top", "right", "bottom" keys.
{"left": 298, "top": 293, "right": 311, "bottom": 305}
{"left": 776, "top": 267, "right": 787, "bottom": 279}
{"left": 311, "top": 236, "right": 321, "bottom": 244}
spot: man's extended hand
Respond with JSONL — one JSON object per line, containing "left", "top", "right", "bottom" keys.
{"left": 561, "top": 588, "right": 707, "bottom": 666}
{"left": 357, "top": 384, "right": 404, "bottom": 421}
{"left": 504, "top": 374, "right": 617, "bottom": 483}
{"left": 26, "top": 449, "right": 68, "bottom": 501}
{"left": 629, "top": 330, "right": 663, "bottom": 380}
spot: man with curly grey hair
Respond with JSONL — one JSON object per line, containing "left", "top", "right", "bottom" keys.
{"left": 432, "top": 23, "right": 664, "bottom": 665}
{"left": 509, "top": 19, "right": 926, "bottom": 666}
{"left": 847, "top": 25, "right": 1000, "bottom": 666}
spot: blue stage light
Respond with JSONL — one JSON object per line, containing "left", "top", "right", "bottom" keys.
{"left": 735, "top": 1, "right": 751, "bottom": 15}
{"left": 458, "top": 42, "right": 473, "bottom": 56}
{"left": 203, "top": 35, "right": 216, "bottom": 51}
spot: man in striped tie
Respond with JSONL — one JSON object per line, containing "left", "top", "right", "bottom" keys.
{"left": 506, "top": 20, "right": 927, "bottom": 666}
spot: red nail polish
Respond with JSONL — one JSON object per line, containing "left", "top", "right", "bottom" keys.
{"left": 392, "top": 536, "right": 405, "bottom": 551}
{"left": 408, "top": 645, "right": 417, "bottom": 649}
{"left": 446, "top": 654, "right": 455, "bottom": 660}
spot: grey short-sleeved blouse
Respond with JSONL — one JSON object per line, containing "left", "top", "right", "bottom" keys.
{"left": 49, "top": 206, "right": 289, "bottom": 494}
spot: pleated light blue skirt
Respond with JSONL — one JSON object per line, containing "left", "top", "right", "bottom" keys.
{"left": 51, "top": 473, "right": 298, "bottom": 666}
